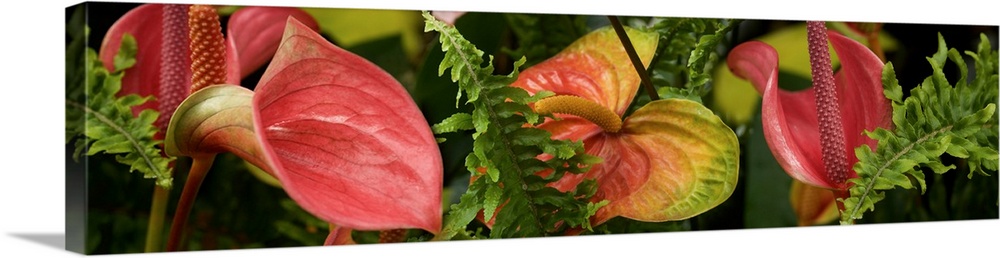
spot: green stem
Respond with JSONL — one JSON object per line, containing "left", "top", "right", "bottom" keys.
{"left": 165, "top": 155, "right": 215, "bottom": 251}
{"left": 607, "top": 16, "right": 659, "bottom": 101}
{"left": 144, "top": 184, "right": 170, "bottom": 252}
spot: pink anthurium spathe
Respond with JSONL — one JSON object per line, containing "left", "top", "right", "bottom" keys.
{"left": 98, "top": 4, "right": 319, "bottom": 132}
{"left": 495, "top": 26, "right": 740, "bottom": 227}
{"left": 726, "top": 22, "right": 892, "bottom": 207}
{"left": 164, "top": 16, "right": 443, "bottom": 245}
{"left": 96, "top": 4, "right": 322, "bottom": 251}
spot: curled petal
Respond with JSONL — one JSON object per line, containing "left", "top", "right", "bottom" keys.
{"left": 225, "top": 6, "right": 320, "bottom": 81}
{"left": 165, "top": 18, "right": 443, "bottom": 234}
{"left": 727, "top": 32, "right": 889, "bottom": 190}
{"left": 253, "top": 18, "right": 442, "bottom": 233}
{"left": 593, "top": 99, "right": 739, "bottom": 224}
{"left": 728, "top": 41, "right": 830, "bottom": 188}
{"left": 163, "top": 84, "right": 270, "bottom": 171}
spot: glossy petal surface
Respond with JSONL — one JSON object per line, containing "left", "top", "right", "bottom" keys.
{"left": 557, "top": 100, "right": 739, "bottom": 225}
{"left": 727, "top": 31, "right": 890, "bottom": 189}
{"left": 252, "top": 18, "right": 442, "bottom": 233}
{"left": 165, "top": 18, "right": 443, "bottom": 234}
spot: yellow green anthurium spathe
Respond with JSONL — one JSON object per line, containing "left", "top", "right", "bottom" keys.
{"left": 511, "top": 26, "right": 740, "bottom": 226}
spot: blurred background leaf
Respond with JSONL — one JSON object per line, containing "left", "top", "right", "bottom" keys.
{"left": 741, "top": 106, "right": 797, "bottom": 228}
{"left": 303, "top": 8, "right": 423, "bottom": 62}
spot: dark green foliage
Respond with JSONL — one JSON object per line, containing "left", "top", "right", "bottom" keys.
{"left": 82, "top": 154, "right": 343, "bottom": 254}
{"left": 65, "top": 30, "right": 174, "bottom": 188}
{"left": 274, "top": 199, "right": 330, "bottom": 246}
{"left": 424, "top": 11, "right": 605, "bottom": 238}
{"left": 648, "top": 18, "right": 740, "bottom": 104}
{"left": 743, "top": 106, "right": 798, "bottom": 228}
{"left": 503, "top": 13, "right": 591, "bottom": 67}
{"left": 842, "top": 34, "right": 999, "bottom": 224}
{"left": 413, "top": 12, "right": 509, "bottom": 187}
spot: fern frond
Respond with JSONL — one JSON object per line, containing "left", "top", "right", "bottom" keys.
{"left": 841, "top": 34, "right": 998, "bottom": 224}
{"left": 649, "top": 18, "right": 740, "bottom": 104}
{"left": 424, "top": 11, "right": 603, "bottom": 238}
{"left": 65, "top": 34, "right": 174, "bottom": 188}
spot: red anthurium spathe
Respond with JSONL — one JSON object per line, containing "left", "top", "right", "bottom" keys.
{"left": 165, "top": 17, "right": 443, "bottom": 237}
{"left": 726, "top": 22, "right": 891, "bottom": 199}
{"left": 96, "top": 4, "right": 322, "bottom": 251}
{"left": 507, "top": 26, "right": 740, "bottom": 226}
{"left": 99, "top": 4, "right": 319, "bottom": 131}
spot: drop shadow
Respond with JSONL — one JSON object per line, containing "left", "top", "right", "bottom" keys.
{"left": 9, "top": 233, "right": 65, "bottom": 251}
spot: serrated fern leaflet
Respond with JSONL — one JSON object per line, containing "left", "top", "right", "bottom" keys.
{"left": 425, "top": 11, "right": 602, "bottom": 238}
{"left": 841, "top": 33, "right": 999, "bottom": 224}
{"left": 649, "top": 18, "right": 740, "bottom": 103}
{"left": 66, "top": 33, "right": 174, "bottom": 188}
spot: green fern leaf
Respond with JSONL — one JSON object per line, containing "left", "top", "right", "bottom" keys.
{"left": 648, "top": 18, "right": 740, "bottom": 104}
{"left": 841, "top": 34, "right": 998, "bottom": 224}
{"left": 424, "top": 11, "right": 603, "bottom": 238}
{"left": 432, "top": 113, "right": 474, "bottom": 134}
{"left": 65, "top": 33, "right": 174, "bottom": 188}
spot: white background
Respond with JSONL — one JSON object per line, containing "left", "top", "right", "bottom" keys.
{"left": 1, "top": 0, "right": 997, "bottom": 257}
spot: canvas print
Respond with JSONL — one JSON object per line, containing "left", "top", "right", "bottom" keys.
{"left": 65, "top": 1, "right": 999, "bottom": 255}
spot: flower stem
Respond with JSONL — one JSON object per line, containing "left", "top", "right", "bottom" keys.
{"left": 866, "top": 26, "right": 886, "bottom": 62}
{"left": 831, "top": 188, "right": 850, "bottom": 216}
{"left": 165, "top": 155, "right": 215, "bottom": 251}
{"left": 324, "top": 224, "right": 356, "bottom": 245}
{"left": 144, "top": 184, "right": 170, "bottom": 252}
{"left": 607, "top": 16, "right": 659, "bottom": 101}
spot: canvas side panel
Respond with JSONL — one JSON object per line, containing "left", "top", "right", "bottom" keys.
{"left": 65, "top": 2, "right": 88, "bottom": 254}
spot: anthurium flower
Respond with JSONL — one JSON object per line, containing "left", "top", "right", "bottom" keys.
{"left": 431, "top": 11, "right": 466, "bottom": 25}
{"left": 164, "top": 16, "right": 443, "bottom": 239}
{"left": 508, "top": 26, "right": 740, "bottom": 226}
{"left": 789, "top": 180, "right": 839, "bottom": 226}
{"left": 726, "top": 22, "right": 891, "bottom": 204}
{"left": 98, "top": 4, "right": 319, "bottom": 132}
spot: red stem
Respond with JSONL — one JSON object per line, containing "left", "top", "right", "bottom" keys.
{"left": 831, "top": 188, "right": 850, "bottom": 218}
{"left": 165, "top": 155, "right": 215, "bottom": 251}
